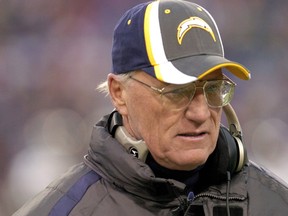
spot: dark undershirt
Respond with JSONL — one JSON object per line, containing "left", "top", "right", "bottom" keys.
{"left": 145, "top": 153, "right": 203, "bottom": 192}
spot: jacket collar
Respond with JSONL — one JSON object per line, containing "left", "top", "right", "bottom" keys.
{"left": 86, "top": 118, "right": 186, "bottom": 202}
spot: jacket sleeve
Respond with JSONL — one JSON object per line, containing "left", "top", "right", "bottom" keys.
{"left": 12, "top": 163, "right": 97, "bottom": 216}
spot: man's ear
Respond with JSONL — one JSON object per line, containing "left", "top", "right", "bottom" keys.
{"left": 108, "top": 73, "right": 128, "bottom": 115}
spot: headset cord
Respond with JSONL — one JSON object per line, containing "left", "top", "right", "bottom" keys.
{"left": 226, "top": 171, "right": 231, "bottom": 216}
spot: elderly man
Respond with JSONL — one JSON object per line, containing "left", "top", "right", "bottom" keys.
{"left": 14, "top": 0, "right": 288, "bottom": 215}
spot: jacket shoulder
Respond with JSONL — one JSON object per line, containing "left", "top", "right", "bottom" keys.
{"left": 247, "top": 161, "right": 288, "bottom": 213}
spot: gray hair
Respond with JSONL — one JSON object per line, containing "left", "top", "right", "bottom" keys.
{"left": 96, "top": 72, "right": 133, "bottom": 95}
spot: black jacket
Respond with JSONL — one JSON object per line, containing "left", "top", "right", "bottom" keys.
{"left": 13, "top": 114, "right": 288, "bottom": 216}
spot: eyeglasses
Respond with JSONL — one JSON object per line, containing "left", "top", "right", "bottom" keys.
{"left": 129, "top": 75, "right": 236, "bottom": 110}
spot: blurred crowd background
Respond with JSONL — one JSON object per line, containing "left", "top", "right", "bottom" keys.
{"left": 1, "top": 0, "right": 288, "bottom": 215}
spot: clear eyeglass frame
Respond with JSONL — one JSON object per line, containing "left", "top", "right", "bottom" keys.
{"left": 129, "top": 75, "right": 236, "bottom": 110}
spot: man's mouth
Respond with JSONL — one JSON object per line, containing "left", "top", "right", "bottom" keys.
{"left": 178, "top": 132, "right": 207, "bottom": 137}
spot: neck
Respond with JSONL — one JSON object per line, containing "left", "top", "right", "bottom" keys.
{"left": 145, "top": 153, "right": 202, "bottom": 191}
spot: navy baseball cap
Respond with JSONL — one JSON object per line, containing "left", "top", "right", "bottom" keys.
{"left": 112, "top": 0, "right": 250, "bottom": 84}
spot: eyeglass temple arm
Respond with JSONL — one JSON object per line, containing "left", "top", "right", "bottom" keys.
{"left": 223, "top": 103, "right": 242, "bottom": 139}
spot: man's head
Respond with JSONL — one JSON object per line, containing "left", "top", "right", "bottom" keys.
{"left": 104, "top": 0, "right": 250, "bottom": 171}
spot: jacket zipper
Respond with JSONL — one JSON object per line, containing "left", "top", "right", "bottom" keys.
{"left": 194, "top": 192, "right": 246, "bottom": 201}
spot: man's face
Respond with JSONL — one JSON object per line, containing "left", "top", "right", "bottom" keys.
{"left": 114, "top": 70, "right": 223, "bottom": 171}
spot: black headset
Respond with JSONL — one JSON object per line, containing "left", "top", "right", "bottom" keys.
{"left": 107, "top": 103, "right": 247, "bottom": 179}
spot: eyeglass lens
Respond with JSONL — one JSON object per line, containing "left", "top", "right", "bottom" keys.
{"left": 161, "top": 80, "right": 234, "bottom": 110}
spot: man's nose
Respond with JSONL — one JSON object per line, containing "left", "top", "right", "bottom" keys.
{"left": 184, "top": 90, "right": 211, "bottom": 123}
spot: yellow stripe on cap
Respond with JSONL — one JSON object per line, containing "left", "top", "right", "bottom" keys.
{"left": 144, "top": 3, "right": 156, "bottom": 66}
{"left": 198, "top": 62, "right": 251, "bottom": 80}
{"left": 144, "top": 1, "right": 166, "bottom": 81}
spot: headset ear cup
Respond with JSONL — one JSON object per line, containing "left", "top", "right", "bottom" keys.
{"left": 233, "top": 135, "right": 247, "bottom": 172}
{"left": 219, "top": 126, "right": 247, "bottom": 173}
{"left": 219, "top": 126, "right": 238, "bottom": 173}
{"left": 222, "top": 104, "right": 248, "bottom": 173}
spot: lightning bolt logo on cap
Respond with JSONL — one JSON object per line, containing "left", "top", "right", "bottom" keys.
{"left": 177, "top": 17, "right": 216, "bottom": 45}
